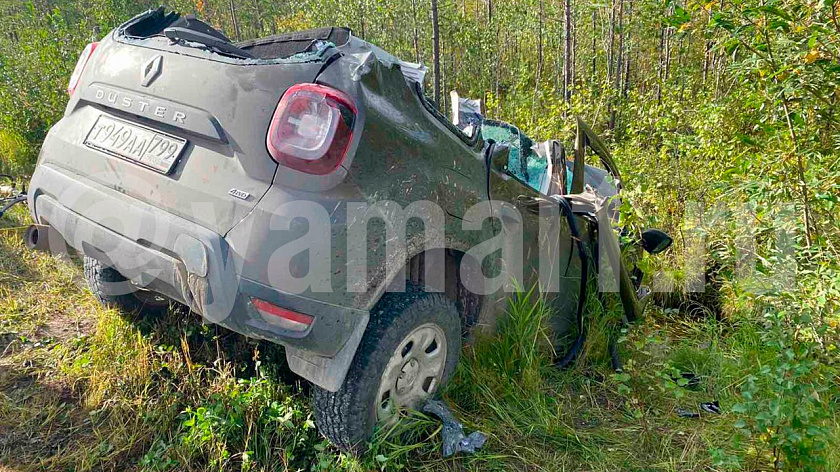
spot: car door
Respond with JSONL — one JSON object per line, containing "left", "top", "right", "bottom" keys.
{"left": 568, "top": 118, "right": 645, "bottom": 322}
{"left": 483, "top": 120, "right": 604, "bottom": 342}
{"left": 481, "top": 121, "right": 541, "bottom": 294}
{"left": 483, "top": 123, "right": 579, "bottom": 311}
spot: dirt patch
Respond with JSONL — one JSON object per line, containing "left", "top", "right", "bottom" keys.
{"left": 1, "top": 313, "right": 93, "bottom": 359}
{"left": 0, "top": 364, "right": 91, "bottom": 466}
{"left": 36, "top": 314, "right": 93, "bottom": 343}
{"left": 9, "top": 374, "right": 36, "bottom": 392}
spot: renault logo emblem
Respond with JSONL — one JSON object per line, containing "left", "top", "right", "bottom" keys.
{"left": 141, "top": 55, "right": 163, "bottom": 87}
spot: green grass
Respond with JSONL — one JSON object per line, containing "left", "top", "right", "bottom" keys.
{"left": 0, "top": 207, "right": 837, "bottom": 471}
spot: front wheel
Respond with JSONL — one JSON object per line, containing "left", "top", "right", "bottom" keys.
{"left": 312, "top": 288, "right": 461, "bottom": 450}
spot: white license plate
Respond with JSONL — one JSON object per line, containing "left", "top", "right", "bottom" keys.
{"left": 84, "top": 115, "right": 187, "bottom": 174}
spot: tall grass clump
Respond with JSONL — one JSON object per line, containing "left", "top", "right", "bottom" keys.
{"left": 480, "top": 285, "right": 554, "bottom": 391}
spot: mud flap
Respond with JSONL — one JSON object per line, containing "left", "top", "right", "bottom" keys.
{"left": 285, "top": 312, "right": 370, "bottom": 391}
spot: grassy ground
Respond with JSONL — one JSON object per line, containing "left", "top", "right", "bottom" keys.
{"left": 0, "top": 206, "right": 836, "bottom": 472}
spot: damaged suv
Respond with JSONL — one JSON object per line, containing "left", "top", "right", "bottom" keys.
{"left": 25, "top": 8, "right": 668, "bottom": 449}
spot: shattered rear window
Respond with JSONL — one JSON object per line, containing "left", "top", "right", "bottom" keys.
{"left": 116, "top": 8, "right": 339, "bottom": 63}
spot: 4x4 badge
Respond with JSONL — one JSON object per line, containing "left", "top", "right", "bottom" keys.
{"left": 141, "top": 55, "right": 163, "bottom": 87}
{"left": 228, "top": 188, "right": 251, "bottom": 200}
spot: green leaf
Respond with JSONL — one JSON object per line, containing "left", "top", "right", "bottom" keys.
{"left": 756, "top": 5, "right": 792, "bottom": 21}
{"left": 731, "top": 404, "right": 749, "bottom": 414}
{"left": 665, "top": 5, "right": 691, "bottom": 27}
{"left": 710, "top": 13, "right": 736, "bottom": 31}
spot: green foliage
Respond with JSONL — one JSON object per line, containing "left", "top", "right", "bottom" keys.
{"left": 716, "top": 260, "right": 838, "bottom": 471}
{"left": 1, "top": 0, "right": 840, "bottom": 469}
{"left": 484, "top": 286, "right": 554, "bottom": 388}
{"left": 0, "top": 129, "right": 31, "bottom": 175}
{"left": 168, "top": 377, "right": 320, "bottom": 471}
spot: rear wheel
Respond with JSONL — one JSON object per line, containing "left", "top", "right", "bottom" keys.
{"left": 83, "top": 256, "right": 170, "bottom": 316}
{"left": 312, "top": 287, "right": 461, "bottom": 451}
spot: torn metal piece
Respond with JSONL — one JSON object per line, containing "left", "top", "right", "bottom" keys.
{"left": 677, "top": 408, "right": 700, "bottom": 419}
{"left": 700, "top": 401, "right": 722, "bottom": 415}
{"left": 344, "top": 39, "right": 427, "bottom": 83}
{"left": 349, "top": 50, "right": 374, "bottom": 81}
{"left": 422, "top": 399, "right": 487, "bottom": 457}
{"left": 677, "top": 400, "right": 721, "bottom": 419}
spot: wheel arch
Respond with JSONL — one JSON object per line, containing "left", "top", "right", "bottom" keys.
{"left": 288, "top": 246, "right": 489, "bottom": 393}
{"left": 366, "top": 244, "right": 488, "bottom": 335}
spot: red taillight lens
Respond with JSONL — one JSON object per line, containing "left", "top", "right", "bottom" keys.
{"left": 67, "top": 42, "right": 98, "bottom": 96}
{"left": 251, "top": 298, "right": 314, "bottom": 333}
{"left": 266, "top": 84, "right": 356, "bottom": 175}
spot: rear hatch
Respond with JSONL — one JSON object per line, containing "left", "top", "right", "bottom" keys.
{"left": 46, "top": 8, "right": 347, "bottom": 235}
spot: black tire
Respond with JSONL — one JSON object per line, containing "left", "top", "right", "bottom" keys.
{"left": 83, "top": 256, "right": 170, "bottom": 316}
{"left": 312, "top": 286, "right": 461, "bottom": 451}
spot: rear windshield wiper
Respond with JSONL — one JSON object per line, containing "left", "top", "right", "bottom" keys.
{"left": 164, "top": 27, "right": 254, "bottom": 59}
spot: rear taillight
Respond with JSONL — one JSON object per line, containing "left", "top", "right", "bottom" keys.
{"left": 266, "top": 83, "right": 357, "bottom": 175}
{"left": 251, "top": 298, "right": 314, "bottom": 333}
{"left": 67, "top": 42, "right": 98, "bottom": 96}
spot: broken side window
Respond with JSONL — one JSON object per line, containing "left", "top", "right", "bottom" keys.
{"left": 481, "top": 120, "right": 548, "bottom": 193}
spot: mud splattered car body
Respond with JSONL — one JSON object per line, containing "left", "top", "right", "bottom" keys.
{"left": 26, "top": 7, "right": 658, "bottom": 448}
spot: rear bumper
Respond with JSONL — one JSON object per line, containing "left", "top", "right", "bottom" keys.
{"left": 28, "top": 163, "right": 365, "bottom": 359}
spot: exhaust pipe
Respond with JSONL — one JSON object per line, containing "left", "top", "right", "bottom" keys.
{"left": 24, "top": 224, "right": 59, "bottom": 253}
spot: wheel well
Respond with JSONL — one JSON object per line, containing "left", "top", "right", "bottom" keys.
{"left": 405, "top": 249, "right": 483, "bottom": 333}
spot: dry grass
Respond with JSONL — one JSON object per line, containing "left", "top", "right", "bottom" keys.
{"left": 0, "top": 207, "right": 836, "bottom": 471}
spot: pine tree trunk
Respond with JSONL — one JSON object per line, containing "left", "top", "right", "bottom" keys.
{"left": 538, "top": 0, "right": 544, "bottom": 78}
{"left": 656, "top": 22, "right": 665, "bottom": 105}
{"left": 664, "top": 21, "right": 672, "bottom": 85}
{"left": 609, "top": 0, "right": 623, "bottom": 130}
{"left": 531, "top": 0, "right": 545, "bottom": 127}
{"left": 442, "top": 31, "right": 448, "bottom": 111}
{"left": 252, "top": 0, "right": 263, "bottom": 38}
{"left": 590, "top": 9, "right": 596, "bottom": 86}
{"left": 623, "top": 0, "right": 633, "bottom": 98}
{"left": 432, "top": 0, "right": 442, "bottom": 106}
{"left": 228, "top": 0, "right": 241, "bottom": 41}
{"left": 495, "top": 26, "right": 502, "bottom": 99}
{"left": 359, "top": 0, "right": 367, "bottom": 40}
{"left": 572, "top": 5, "right": 577, "bottom": 92}
{"left": 563, "top": 0, "right": 572, "bottom": 103}
{"left": 615, "top": 0, "right": 624, "bottom": 92}
{"left": 607, "top": 0, "right": 615, "bottom": 84}
{"left": 271, "top": 1, "right": 278, "bottom": 34}
{"left": 412, "top": 0, "right": 421, "bottom": 63}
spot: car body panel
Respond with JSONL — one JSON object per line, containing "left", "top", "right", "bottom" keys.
{"left": 48, "top": 25, "right": 330, "bottom": 236}
{"left": 27, "top": 9, "right": 638, "bottom": 391}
